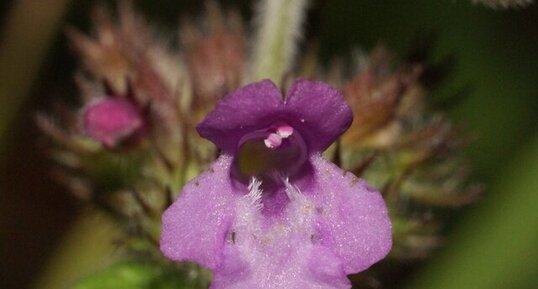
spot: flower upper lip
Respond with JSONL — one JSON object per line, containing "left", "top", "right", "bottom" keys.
{"left": 196, "top": 79, "right": 353, "bottom": 154}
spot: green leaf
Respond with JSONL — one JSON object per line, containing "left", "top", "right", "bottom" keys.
{"left": 72, "top": 261, "right": 191, "bottom": 289}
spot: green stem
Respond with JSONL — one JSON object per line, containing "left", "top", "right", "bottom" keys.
{"left": 250, "top": 0, "right": 309, "bottom": 84}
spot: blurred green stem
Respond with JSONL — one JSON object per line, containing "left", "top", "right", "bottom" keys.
{"left": 33, "top": 210, "right": 120, "bottom": 289}
{"left": 406, "top": 136, "right": 538, "bottom": 289}
{"left": 250, "top": 0, "right": 308, "bottom": 83}
{"left": 0, "top": 0, "right": 69, "bottom": 154}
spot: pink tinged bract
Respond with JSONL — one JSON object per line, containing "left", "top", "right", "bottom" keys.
{"left": 161, "top": 79, "right": 392, "bottom": 289}
{"left": 82, "top": 98, "right": 144, "bottom": 148}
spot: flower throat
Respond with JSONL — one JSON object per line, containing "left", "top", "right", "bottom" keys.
{"left": 234, "top": 123, "right": 307, "bottom": 185}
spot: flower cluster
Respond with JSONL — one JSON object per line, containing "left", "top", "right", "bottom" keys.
{"left": 38, "top": 1, "right": 478, "bottom": 288}
{"left": 161, "top": 79, "right": 392, "bottom": 288}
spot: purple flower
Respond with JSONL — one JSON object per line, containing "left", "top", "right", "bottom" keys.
{"left": 161, "top": 80, "right": 392, "bottom": 289}
{"left": 82, "top": 98, "right": 145, "bottom": 148}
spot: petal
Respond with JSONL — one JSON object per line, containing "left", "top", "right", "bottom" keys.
{"left": 308, "top": 154, "right": 392, "bottom": 274}
{"left": 160, "top": 155, "right": 240, "bottom": 270}
{"left": 197, "top": 80, "right": 284, "bottom": 152}
{"left": 210, "top": 185, "right": 350, "bottom": 289}
{"left": 306, "top": 245, "right": 351, "bottom": 288}
{"left": 211, "top": 244, "right": 351, "bottom": 289}
{"left": 285, "top": 80, "right": 353, "bottom": 152}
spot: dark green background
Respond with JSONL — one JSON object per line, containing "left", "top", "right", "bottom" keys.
{"left": 1, "top": 0, "right": 537, "bottom": 288}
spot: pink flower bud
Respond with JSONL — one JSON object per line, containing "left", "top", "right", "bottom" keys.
{"left": 82, "top": 98, "right": 144, "bottom": 148}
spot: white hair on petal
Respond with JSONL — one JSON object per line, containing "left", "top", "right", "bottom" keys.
{"left": 247, "top": 177, "right": 264, "bottom": 210}
{"left": 282, "top": 176, "right": 302, "bottom": 201}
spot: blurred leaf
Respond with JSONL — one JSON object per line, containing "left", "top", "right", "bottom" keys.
{"left": 72, "top": 261, "right": 189, "bottom": 289}
{"left": 405, "top": 136, "right": 538, "bottom": 289}
{"left": 33, "top": 211, "right": 120, "bottom": 289}
{"left": 0, "top": 0, "right": 69, "bottom": 155}
{"left": 319, "top": 0, "right": 538, "bottom": 182}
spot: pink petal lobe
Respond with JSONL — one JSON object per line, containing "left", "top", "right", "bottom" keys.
{"left": 209, "top": 182, "right": 351, "bottom": 289}
{"left": 285, "top": 80, "right": 353, "bottom": 152}
{"left": 160, "top": 155, "right": 240, "bottom": 270}
{"left": 309, "top": 154, "right": 392, "bottom": 273}
{"left": 197, "top": 80, "right": 284, "bottom": 153}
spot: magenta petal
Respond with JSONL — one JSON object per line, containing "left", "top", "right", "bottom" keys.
{"left": 197, "top": 80, "right": 284, "bottom": 152}
{"left": 309, "top": 155, "right": 392, "bottom": 273}
{"left": 285, "top": 80, "right": 353, "bottom": 152}
{"left": 160, "top": 155, "right": 239, "bottom": 270}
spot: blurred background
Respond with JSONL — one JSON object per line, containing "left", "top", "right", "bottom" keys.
{"left": 1, "top": 0, "right": 537, "bottom": 288}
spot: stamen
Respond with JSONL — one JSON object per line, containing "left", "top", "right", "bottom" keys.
{"left": 264, "top": 133, "right": 282, "bottom": 149}
{"left": 276, "top": 124, "right": 294, "bottom": 138}
{"left": 263, "top": 124, "right": 294, "bottom": 149}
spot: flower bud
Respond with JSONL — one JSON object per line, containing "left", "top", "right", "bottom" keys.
{"left": 82, "top": 98, "right": 145, "bottom": 148}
